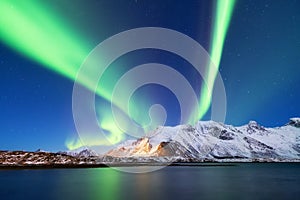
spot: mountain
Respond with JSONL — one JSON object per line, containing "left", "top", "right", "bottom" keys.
{"left": 0, "top": 151, "right": 80, "bottom": 166}
{"left": 58, "top": 147, "right": 99, "bottom": 158}
{"left": 1, "top": 118, "right": 299, "bottom": 167}
{"left": 0, "top": 149, "right": 105, "bottom": 167}
{"left": 104, "top": 118, "right": 300, "bottom": 162}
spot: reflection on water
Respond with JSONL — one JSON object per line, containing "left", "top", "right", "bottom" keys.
{"left": 90, "top": 168, "right": 120, "bottom": 200}
{"left": 0, "top": 164, "right": 300, "bottom": 200}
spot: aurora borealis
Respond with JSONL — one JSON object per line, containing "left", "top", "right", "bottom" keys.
{"left": 198, "top": 0, "right": 235, "bottom": 120}
{"left": 0, "top": 1, "right": 89, "bottom": 82}
{"left": 0, "top": 0, "right": 299, "bottom": 151}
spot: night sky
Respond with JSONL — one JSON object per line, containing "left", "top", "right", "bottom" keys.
{"left": 0, "top": 0, "right": 300, "bottom": 151}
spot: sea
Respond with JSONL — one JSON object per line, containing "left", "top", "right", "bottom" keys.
{"left": 0, "top": 163, "right": 299, "bottom": 200}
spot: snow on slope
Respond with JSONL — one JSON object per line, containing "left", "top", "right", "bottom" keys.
{"left": 105, "top": 118, "right": 300, "bottom": 161}
{"left": 59, "top": 147, "right": 99, "bottom": 157}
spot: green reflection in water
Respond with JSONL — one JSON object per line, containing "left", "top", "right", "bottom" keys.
{"left": 89, "top": 168, "right": 120, "bottom": 200}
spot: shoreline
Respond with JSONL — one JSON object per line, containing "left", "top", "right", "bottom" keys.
{"left": 1, "top": 162, "right": 300, "bottom": 170}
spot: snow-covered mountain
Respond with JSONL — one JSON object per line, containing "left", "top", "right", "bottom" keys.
{"left": 104, "top": 118, "right": 300, "bottom": 162}
{"left": 1, "top": 118, "right": 299, "bottom": 167}
{"left": 58, "top": 147, "right": 99, "bottom": 157}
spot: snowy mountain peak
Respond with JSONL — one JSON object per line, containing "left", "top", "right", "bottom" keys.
{"left": 248, "top": 120, "right": 259, "bottom": 126}
{"left": 246, "top": 120, "right": 267, "bottom": 133}
{"left": 288, "top": 118, "right": 300, "bottom": 128}
{"left": 59, "top": 147, "right": 98, "bottom": 157}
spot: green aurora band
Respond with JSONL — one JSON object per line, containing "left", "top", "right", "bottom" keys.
{"left": 198, "top": 0, "right": 236, "bottom": 119}
{"left": 0, "top": 0, "right": 135, "bottom": 148}
{"left": 0, "top": 1, "right": 88, "bottom": 82}
{"left": 0, "top": 0, "right": 235, "bottom": 150}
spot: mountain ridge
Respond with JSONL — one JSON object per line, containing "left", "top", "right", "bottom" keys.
{"left": 104, "top": 118, "right": 300, "bottom": 162}
{"left": 1, "top": 118, "right": 299, "bottom": 167}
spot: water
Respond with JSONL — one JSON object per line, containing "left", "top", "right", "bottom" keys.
{"left": 0, "top": 163, "right": 300, "bottom": 200}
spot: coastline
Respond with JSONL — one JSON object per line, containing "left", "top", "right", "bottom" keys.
{"left": 1, "top": 161, "right": 300, "bottom": 170}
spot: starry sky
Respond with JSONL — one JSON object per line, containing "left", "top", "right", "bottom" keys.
{"left": 0, "top": 0, "right": 299, "bottom": 151}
